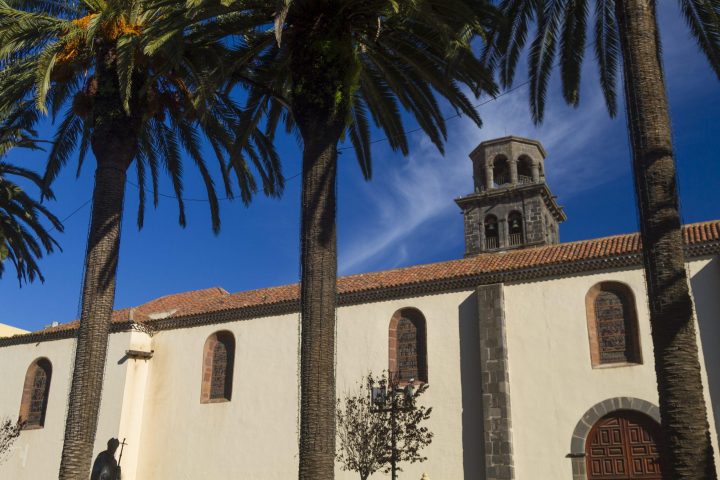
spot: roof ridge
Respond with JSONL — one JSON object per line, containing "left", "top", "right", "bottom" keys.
{"left": 132, "top": 286, "right": 229, "bottom": 306}
{"left": 12, "top": 219, "right": 720, "bottom": 340}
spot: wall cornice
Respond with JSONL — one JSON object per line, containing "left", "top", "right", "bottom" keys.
{"left": 1, "top": 242, "right": 717, "bottom": 346}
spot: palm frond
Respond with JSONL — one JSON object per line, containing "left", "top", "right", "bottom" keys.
{"left": 559, "top": 0, "right": 588, "bottom": 106}
{"left": 680, "top": 0, "right": 720, "bottom": 80}
{"left": 0, "top": 151, "right": 62, "bottom": 284}
{"left": 528, "top": 0, "right": 563, "bottom": 123}
{"left": 594, "top": 0, "right": 619, "bottom": 116}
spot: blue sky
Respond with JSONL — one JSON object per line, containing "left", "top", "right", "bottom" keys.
{"left": 2, "top": 2, "right": 720, "bottom": 332}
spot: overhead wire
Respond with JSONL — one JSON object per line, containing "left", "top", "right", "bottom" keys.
{"left": 47, "top": 77, "right": 534, "bottom": 226}
{"left": 41, "top": 38, "right": 596, "bottom": 225}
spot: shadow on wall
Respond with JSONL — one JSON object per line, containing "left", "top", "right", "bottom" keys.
{"left": 458, "top": 293, "right": 485, "bottom": 479}
{"left": 690, "top": 257, "right": 720, "bottom": 442}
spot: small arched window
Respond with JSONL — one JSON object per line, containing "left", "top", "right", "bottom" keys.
{"left": 19, "top": 358, "right": 52, "bottom": 429}
{"left": 508, "top": 211, "right": 524, "bottom": 246}
{"left": 201, "top": 331, "right": 235, "bottom": 403}
{"left": 389, "top": 308, "right": 428, "bottom": 384}
{"left": 517, "top": 155, "right": 533, "bottom": 184}
{"left": 586, "top": 282, "right": 642, "bottom": 367}
{"left": 492, "top": 156, "right": 510, "bottom": 187}
{"left": 484, "top": 215, "right": 499, "bottom": 250}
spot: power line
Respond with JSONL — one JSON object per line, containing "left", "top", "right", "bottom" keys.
{"left": 48, "top": 198, "right": 92, "bottom": 232}
{"left": 42, "top": 57, "right": 549, "bottom": 218}
{"left": 123, "top": 80, "right": 534, "bottom": 203}
{"left": 337, "top": 78, "right": 533, "bottom": 152}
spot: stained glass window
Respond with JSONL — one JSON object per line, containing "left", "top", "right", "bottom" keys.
{"left": 20, "top": 359, "right": 51, "bottom": 428}
{"left": 595, "top": 290, "right": 639, "bottom": 364}
{"left": 210, "top": 342, "right": 229, "bottom": 399}
{"left": 202, "top": 331, "right": 234, "bottom": 403}
{"left": 391, "top": 311, "right": 428, "bottom": 383}
{"left": 397, "top": 317, "right": 419, "bottom": 382}
{"left": 28, "top": 368, "right": 48, "bottom": 425}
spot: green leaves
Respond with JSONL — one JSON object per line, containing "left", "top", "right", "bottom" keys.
{"left": 595, "top": 0, "right": 619, "bottom": 117}
{"left": 0, "top": 111, "right": 63, "bottom": 284}
{"left": 680, "top": 0, "right": 720, "bottom": 80}
{"left": 490, "top": 0, "right": 720, "bottom": 123}
{"left": 336, "top": 372, "right": 434, "bottom": 479}
{"left": 1, "top": 0, "right": 286, "bottom": 236}
{"left": 559, "top": 0, "right": 588, "bottom": 107}
{"left": 180, "top": 0, "right": 498, "bottom": 178}
{"left": 116, "top": 33, "right": 137, "bottom": 113}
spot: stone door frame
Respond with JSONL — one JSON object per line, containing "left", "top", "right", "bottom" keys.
{"left": 568, "top": 397, "right": 660, "bottom": 480}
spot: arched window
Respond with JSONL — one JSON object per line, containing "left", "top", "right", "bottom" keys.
{"left": 201, "top": 331, "right": 235, "bottom": 403}
{"left": 389, "top": 308, "right": 428, "bottom": 383}
{"left": 19, "top": 358, "right": 52, "bottom": 429}
{"left": 492, "top": 156, "right": 510, "bottom": 187}
{"left": 585, "top": 282, "right": 642, "bottom": 367}
{"left": 517, "top": 155, "right": 533, "bottom": 184}
{"left": 508, "top": 211, "right": 524, "bottom": 246}
{"left": 484, "top": 215, "right": 499, "bottom": 250}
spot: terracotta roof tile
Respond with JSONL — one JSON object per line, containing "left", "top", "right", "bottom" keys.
{"left": 32, "top": 220, "right": 720, "bottom": 334}
{"left": 37, "top": 287, "right": 228, "bottom": 334}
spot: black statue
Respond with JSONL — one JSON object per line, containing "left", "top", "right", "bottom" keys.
{"left": 90, "top": 438, "right": 121, "bottom": 480}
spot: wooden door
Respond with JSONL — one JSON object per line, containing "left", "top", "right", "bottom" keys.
{"left": 586, "top": 411, "right": 663, "bottom": 479}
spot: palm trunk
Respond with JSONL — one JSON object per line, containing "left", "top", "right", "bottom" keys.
{"left": 615, "top": 1, "right": 718, "bottom": 478}
{"left": 57, "top": 162, "right": 127, "bottom": 479}
{"left": 290, "top": 21, "right": 352, "bottom": 478}
{"left": 59, "top": 43, "right": 138, "bottom": 479}
{"left": 297, "top": 115, "right": 343, "bottom": 480}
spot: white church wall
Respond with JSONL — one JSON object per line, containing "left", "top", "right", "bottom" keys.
{"left": 503, "top": 258, "right": 720, "bottom": 480}
{"left": 0, "top": 258, "right": 717, "bottom": 479}
{"left": 0, "top": 332, "right": 132, "bottom": 479}
{"left": 134, "top": 314, "right": 301, "bottom": 479}
{"left": 115, "top": 330, "right": 153, "bottom": 479}
{"left": 689, "top": 256, "right": 720, "bottom": 449}
{"left": 134, "top": 291, "right": 478, "bottom": 479}
{"left": 336, "top": 292, "right": 481, "bottom": 480}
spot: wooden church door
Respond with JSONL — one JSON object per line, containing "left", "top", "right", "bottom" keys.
{"left": 586, "top": 411, "right": 663, "bottom": 479}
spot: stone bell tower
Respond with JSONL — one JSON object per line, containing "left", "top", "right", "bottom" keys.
{"left": 455, "top": 136, "right": 566, "bottom": 256}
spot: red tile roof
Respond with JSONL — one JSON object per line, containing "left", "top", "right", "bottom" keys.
{"left": 39, "top": 287, "right": 228, "bottom": 333}
{"left": 26, "top": 220, "right": 720, "bottom": 335}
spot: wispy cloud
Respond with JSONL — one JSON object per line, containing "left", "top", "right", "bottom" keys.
{"left": 339, "top": 60, "right": 624, "bottom": 275}
{"left": 338, "top": 1, "right": 715, "bottom": 275}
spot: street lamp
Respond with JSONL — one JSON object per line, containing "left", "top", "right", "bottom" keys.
{"left": 370, "top": 373, "right": 416, "bottom": 480}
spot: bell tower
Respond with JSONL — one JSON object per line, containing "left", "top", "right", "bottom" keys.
{"left": 455, "top": 136, "right": 566, "bottom": 256}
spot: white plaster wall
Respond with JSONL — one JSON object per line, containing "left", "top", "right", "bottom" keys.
{"left": 504, "top": 259, "right": 720, "bottom": 480}
{"left": 0, "top": 258, "right": 717, "bottom": 479}
{"left": 134, "top": 315, "right": 300, "bottom": 479}
{"left": 689, "top": 257, "right": 720, "bottom": 440}
{"left": 335, "top": 292, "right": 481, "bottom": 480}
{"left": 0, "top": 333, "right": 131, "bottom": 479}
{"left": 116, "top": 330, "right": 153, "bottom": 479}
{"left": 135, "top": 291, "right": 478, "bottom": 480}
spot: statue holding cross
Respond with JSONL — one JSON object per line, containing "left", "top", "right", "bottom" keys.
{"left": 90, "top": 438, "right": 126, "bottom": 480}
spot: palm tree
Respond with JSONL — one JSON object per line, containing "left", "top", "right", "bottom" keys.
{"left": 0, "top": 108, "right": 63, "bottom": 284}
{"left": 148, "top": 1, "right": 499, "bottom": 477}
{"left": 484, "top": 0, "right": 720, "bottom": 478}
{"left": 0, "top": 1, "right": 283, "bottom": 477}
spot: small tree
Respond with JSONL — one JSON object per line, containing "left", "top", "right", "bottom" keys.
{"left": 0, "top": 417, "right": 23, "bottom": 465}
{"left": 337, "top": 373, "right": 433, "bottom": 480}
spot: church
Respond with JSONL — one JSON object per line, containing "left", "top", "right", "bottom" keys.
{"left": 1, "top": 136, "right": 718, "bottom": 479}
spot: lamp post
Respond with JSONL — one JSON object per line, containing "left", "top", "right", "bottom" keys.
{"left": 370, "top": 373, "right": 416, "bottom": 480}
